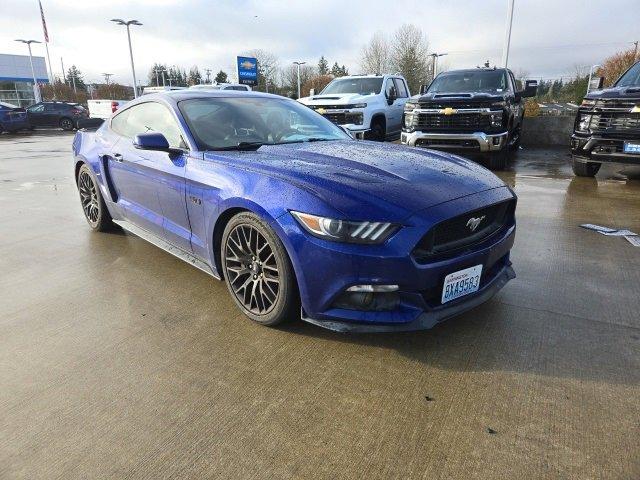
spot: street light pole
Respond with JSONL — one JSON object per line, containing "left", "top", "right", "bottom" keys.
{"left": 293, "top": 61, "right": 306, "bottom": 99}
{"left": 15, "top": 39, "right": 42, "bottom": 102}
{"left": 587, "top": 64, "right": 601, "bottom": 95}
{"left": 501, "top": 0, "right": 515, "bottom": 68}
{"left": 111, "top": 19, "right": 142, "bottom": 98}
{"left": 429, "top": 53, "right": 448, "bottom": 80}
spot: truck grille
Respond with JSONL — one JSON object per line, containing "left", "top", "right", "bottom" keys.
{"left": 412, "top": 200, "right": 516, "bottom": 261}
{"left": 414, "top": 112, "right": 492, "bottom": 131}
{"left": 589, "top": 113, "right": 640, "bottom": 132}
{"left": 322, "top": 112, "right": 348, "bottom": 124}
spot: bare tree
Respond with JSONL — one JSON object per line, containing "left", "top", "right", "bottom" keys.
{"left": 244, "top": 49, "right": 280, "bottom": 92}
{"left": 390, "top": 24, "right": 430, "bottom": 94}
{"left": 360, "top": 31, "right": 391, "bottom": 75}
{"left": 282, "top": 64, "right": 316, "bottom": 98}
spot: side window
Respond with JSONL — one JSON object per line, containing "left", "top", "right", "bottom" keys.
{"left": 384, "top": 78, "right": 395, "bottom": 98}
{"left": 393, "top": 78, "right": 408, "bottom": 98}
{"left": 28, "top": 104, "right": 44, "bottom": 113}
{"left": 44, "top": 103, "right": 57, "bottom": 112}
{"left": 113, "top": 102, "right": 185, "bottom": 148}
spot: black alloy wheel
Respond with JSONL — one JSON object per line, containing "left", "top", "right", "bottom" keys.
{"left": 77, "top": 164, "right": 112, "bottom": 231}
{"left": 222, "top": 212, "right": 298, "bottom": 325}
{"left": 60, "top": 117, "right": 74, "bottom": 131}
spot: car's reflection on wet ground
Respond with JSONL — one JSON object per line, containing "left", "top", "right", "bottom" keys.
{"left": 1, "top": 133, "right": 639, "bottom": 479}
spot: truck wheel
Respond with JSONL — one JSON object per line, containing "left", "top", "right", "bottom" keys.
{"left": 222, "top": 212, "right": 299, "bottom": 326}
{"left": 77, "top": 164, "right": 113, "bottom": 231}
{"left": 485, "top": 149, "right": 509, "bottom": 170}
{"left": 572, "top": 158, "right": 601, "bottom": 177}
{"left": 366, "top": 117, "right": 386, "bottom": 142}
{"left": 60, "top": 117, "right": 75, "bottom": 131}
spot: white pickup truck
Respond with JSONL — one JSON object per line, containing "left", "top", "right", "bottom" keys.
{"left": 87, "top": 99, "right": 128, "bottom": 120}
{"left": 297, "top": 74, "right": 411, "bottom": 140}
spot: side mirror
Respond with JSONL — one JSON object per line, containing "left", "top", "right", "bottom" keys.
{"left": 133, "top": 132, "right": 182, "bottom": 154}
{"left": 589, "top": 76, "right": 604, "bottom": 91}
{"left": 309, "top": 88, "right": 315, "bottom": 96}
{"left": 520, "top": 79, "right": 538, "bottom": 98}
{"left": 419, "top": 84, "right": 428, "bottom": 95}
{"left": 387, "top": 86, "right": 397, "bottom": 105}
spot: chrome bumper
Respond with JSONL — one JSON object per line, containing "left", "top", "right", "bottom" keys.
{"left": 401, "top": 131, "right": 508, "bottom": 152}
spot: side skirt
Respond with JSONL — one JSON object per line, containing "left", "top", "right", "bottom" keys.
{"left": 113, "top": 219, "right": 220, "bottom": 280}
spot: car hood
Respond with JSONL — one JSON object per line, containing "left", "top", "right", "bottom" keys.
{"left": 585, "top": 85, "right": 640, "bottom": 100}
{"left": 298, "top": 93, "right": 373, "bottom": 105}
{"left": 415, "top": 92, "right": 506, "bottom": 104}
{"left": 202, "top": 141, "right": 506, "bottom": 220}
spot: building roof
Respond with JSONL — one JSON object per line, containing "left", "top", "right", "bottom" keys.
{"left": 0, "top": 53, "right": 49, "bottom": 83}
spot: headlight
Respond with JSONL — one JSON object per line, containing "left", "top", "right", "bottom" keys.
{"left": 577, "top": 114, "right": 592, "bottom": 133}
{"left": 581, "top": 99, "right": 596, "bottom": 107}
{"left": 490, "top": 113, "right": 503, "bottom": 127}
{"left": 404, "top": 102, "right": 418, "bottom": 112}
{"left": 352, "top": 103, "right": 367, "bottom": 108}
{"left": 291, "top": 211, "right": 399, "bottom": 244}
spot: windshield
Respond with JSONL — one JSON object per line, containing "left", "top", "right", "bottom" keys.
{"left": 178, "top": 97, "right": 350, "bottom": 150}
{"left": 320, "top": 78, "right": 383, "bottom": 95}
{"left": 428, "top": 70, "right": 508, "bottom": 94}
{"left": 615, "top": 61, "right": 640, "bottom": 88}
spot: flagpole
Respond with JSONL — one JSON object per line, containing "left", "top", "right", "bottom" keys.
{"left": 38, "top": 0, "right": 53, "bottom": 82}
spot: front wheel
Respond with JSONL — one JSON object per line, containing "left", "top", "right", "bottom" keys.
{"left": 222, "top": 212, "right": 299, "bottom": 326}
{"left": 572, "top": 157, "right": 601, "bottom": 177}
{"left": 366, "top": 118, "right": 386, "bottom": 142}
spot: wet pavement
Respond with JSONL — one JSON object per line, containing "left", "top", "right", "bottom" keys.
{"left": 1, "top": 131, "right": 639, "bottom": 479}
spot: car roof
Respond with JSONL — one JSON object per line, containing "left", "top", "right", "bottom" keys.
{"left": 146, "top": 89, "right": 283, "bottom": 102}
{"left": 440, "top": 68, "right": 508, "bottom": 75}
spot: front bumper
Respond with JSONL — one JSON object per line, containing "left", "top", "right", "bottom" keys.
{"left": 571, "top": 134, "right": 640, "bottom": 165}
{"left": 279, "top": 188, "right": 517, "bottom": 332}
{"left": 401, "top": 131, "right": 508, "bottom": 152}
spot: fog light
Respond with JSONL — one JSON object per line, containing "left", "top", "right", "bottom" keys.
{"left": 347, "top": 284, "right": 399, "bottom": 292}
{"left": 493, "top": 136, "right": 501, "bottom": 146}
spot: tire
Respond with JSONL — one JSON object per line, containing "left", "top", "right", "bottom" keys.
{"left": 572, "top": 157, "right": 601, "bottom": 177}
{"left": 221, "top": 212, "right": 299, "bottom": 326}
{"left": 77, "top": 164, "right": 113, "bottom": 231}
{"left": 366, "top": 117, "right": 386, "bottom": 142}
{"left": 0, "top": 124, "right": 4, "bottom": 134}
{"left": 485, "top": 148, "right": 509, "bottom": 170}
{"left": 60, "top": 117, "right": 75, "bottom": 131}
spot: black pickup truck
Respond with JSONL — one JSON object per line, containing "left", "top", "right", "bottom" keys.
{"left": 571, "top": 60, "right": 640, "bottom": 176}
{"left": 401, "top": 67, "right": 537, "bottom": 170}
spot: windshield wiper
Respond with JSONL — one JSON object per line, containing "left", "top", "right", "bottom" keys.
{"left": 212, "top": 142, "right": 266, "bottom": 151}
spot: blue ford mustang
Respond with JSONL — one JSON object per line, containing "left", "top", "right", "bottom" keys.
{"left": 72, "top": 90, "right": 516, "bottom": 332}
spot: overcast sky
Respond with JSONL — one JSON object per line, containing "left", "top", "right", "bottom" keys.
{"left": 1, "top": 0, "right": 639, "bottom": 85}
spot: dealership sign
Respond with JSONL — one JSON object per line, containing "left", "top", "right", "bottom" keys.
{"left": 237, "top": 56, "right": 258, "bottom": 86}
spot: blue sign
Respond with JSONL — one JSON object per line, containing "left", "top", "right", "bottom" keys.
{"left": 237, "top": 56, "right": 258, "bottom": 86}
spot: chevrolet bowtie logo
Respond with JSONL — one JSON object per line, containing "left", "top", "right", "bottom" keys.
{"left": 441, "top": 107, "right": 457, "bottom": 115}
{"left": 466, "top": 215, "right": 486, "bottom": 232}
{"left": 316, "top": 107, "right": 326, "bottom": 114}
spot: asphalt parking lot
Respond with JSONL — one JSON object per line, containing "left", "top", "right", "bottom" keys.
{"left": 1, "top": 131, "right": 639, "bottom": 479}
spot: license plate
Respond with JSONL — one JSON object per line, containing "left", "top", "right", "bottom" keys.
{"left": 623, "top": 142, "right": 640, "bottom": 154}
{"left": 441, "top": 265, "right": 483, "bottom": 304}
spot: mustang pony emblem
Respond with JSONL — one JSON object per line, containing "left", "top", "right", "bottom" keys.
{"left": 466, "top": 215, "right": 486, "bottom": 232}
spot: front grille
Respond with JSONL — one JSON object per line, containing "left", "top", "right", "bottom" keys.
{"left": 414, "top": 113, "right": 492, "bottom": 131}
{"left": 322, "top": 112, "right": 347, "bottom": 124}
{"left": 592, "top": 99, "right": 640, "bottom": 111}
{"left": 419, "top": 102, "right": 491, "bottom": 109}
{"left": 589, "top": 112, "right": 640, "bottom": 132}
{"left": 413, "top": 200, "right": 516, "bottom": 261}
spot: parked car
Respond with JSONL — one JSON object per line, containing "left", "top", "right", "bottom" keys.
{"left": 72, "top": 90, "right": 517, "bottom": 332}
{"left": 570, "top": 60, "right": 640, "bottom": 176}
{"left": 26, "top": 101, "right": 89, "bottom": 131}
{"left": 298, "top": 74, "right": 411, "bottom": 140}
{"left": 190, "top": 83, "right": 252, "bottom": 91}
{"left": 88, "top": 99, "right": 128, "bottom": 120}
{"left": 401, "top": 68, "right": 537, "bottom": 170}
{"left": 0, "top": 101, "right": 30, "bottom": 133}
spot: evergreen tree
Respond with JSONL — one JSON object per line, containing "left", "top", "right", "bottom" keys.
{"left": 215, "top": 70, "right": 229, "bottom": 84}
{"left": 318, "top": 56, "right": 329, "bottom": 75}
{"left": 66, "top": 65, "right": 86, "bottom": 90}
{"left": 187, "top": 66, "right": 202, "bottom": 86}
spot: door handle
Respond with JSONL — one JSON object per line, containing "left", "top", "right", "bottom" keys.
{"left": 113, "top": 153, "right": 123, "bottom": 163}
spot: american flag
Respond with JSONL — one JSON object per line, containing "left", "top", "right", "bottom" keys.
{"left": 39, "top": 0, "right": 49, "bottom": 43}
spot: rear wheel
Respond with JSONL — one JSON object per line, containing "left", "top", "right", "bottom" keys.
{"left": 77, "top": 164, "right": 112, "bottom": 231}
{"left": 60, "top": 117, "right": 75, "bottom": 131}
{"left": 222, "top": 212, "right": 299, "bottom": 326}
{"left": 572, "top": 157, "right": 601, "bottom": 177}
